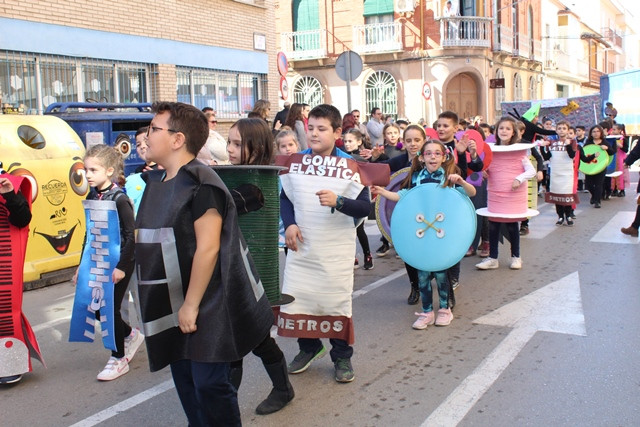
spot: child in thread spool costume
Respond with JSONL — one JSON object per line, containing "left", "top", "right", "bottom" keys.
{"left": 225, "top": 118, "right": 295, "bottom": 416}
{"left": 475, "top": 117, "right": 536, "bottom": 270}
{"left": 372, "top": 140, "right": 475, "bottom": 328}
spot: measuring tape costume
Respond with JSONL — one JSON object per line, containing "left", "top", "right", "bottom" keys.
{"left": 0, "top": 174, "right": 44, "bottom": 378}
{"left": 133, "top": 161, "right": 273, "bottom": 372}
{"left": 276, "top": 152, "right": 388, "bottom": 344}
{"left": 544, "top": 139, "right": 579, "bottom": 206}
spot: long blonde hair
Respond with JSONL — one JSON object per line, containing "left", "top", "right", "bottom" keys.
{"left": 84, "top": 144, "right": 125, "bottom": 187}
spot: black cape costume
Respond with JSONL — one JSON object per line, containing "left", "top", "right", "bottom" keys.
{"left": 133, "top": 160, "right": 273, "bottom": 372}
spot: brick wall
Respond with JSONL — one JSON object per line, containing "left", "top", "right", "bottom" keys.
{"left": 1, "top": 0, "right": 279, "bottom": 123}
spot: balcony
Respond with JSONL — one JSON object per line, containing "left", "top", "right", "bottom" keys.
{"left": 603, "top": 28, "right": 623, "bottom": 49}
{"left": 513, "top": 33, "right": 530, "bottom": 58}
{"left": 437, "top": 17, "right": 492, "bottom": 48}
{"left": 493, "top": 24, "right": 513, "bottom": 54}
{"left": 544, "top": 49, "right": 589, "bottom": 79}
{"left": 530, "top": 39, "right": 542, "bottom": 62}
{"left": 352, "top": 22, "right": 403, "bottom": 54}
{"left": 280, "top": 29, "right": 327, "bottom": 60}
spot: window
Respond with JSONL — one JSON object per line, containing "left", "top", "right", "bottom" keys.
{"left": 494, "top": 68, "right": 505, "bottom": 112}
{"left": 293, "top": 76, "right": 323, "bottom": 106}
{"left": 528, "top": 76, "right": 537, "bottom": 100}
{"left": 0, "top": 50, "right": 151, "bottom": 113}
{"left": 364, "top": 0, "right": 394, "bottom": 17}
{"left": 175, "top": 67, "right": 267, "bottom": 117}
{"left": 556, "top": 84, "right": 568, "bottom": 98}
{"left": 513, "top": 73, "right": 523, "bottom": 101}
{"left": 365, "top": 70, "right": 397, "bottom": 119}
{"left": 292, "top": 0, "right": 320, "bottom": 51}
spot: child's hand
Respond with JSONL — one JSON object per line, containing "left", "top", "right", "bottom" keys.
{"left": 371, "top": 185, "right": 385, "bottom": 196}
{"left": 536, "top": 171, "right": 543, "bottom": 182}
{"left": 112, "top": 268, "right": 125, "bottom": 284}
{"left": 370, "top": 146, "right": 385, "bottom": 160}
{"left": 511, "top": 179, "right": 521, "bottom": 190}
{"left": 447, "top": 173, "right": 464, "bottom": 185}
{"left": 468, "top": 139, "right": 477, "bottom": 157}
{"left": 359, "top": 148, "right": 373, "bottom": 160}
{"left": 455, "top": 136, "right": 469, "bottom": 153}
{"left": 285, "top": 224, "right": 304, "bottom": 251}
{"left": 316, "top": 189, "right": 337, "bottom": 207}
{"left": 72, "top": 268, "right": 79, "bottom": 285}
{"left": 0, "top": 177, "right": 14, "bottom": 194}
{"left": 178, "top": 302, "right": 199, "bottom": 334}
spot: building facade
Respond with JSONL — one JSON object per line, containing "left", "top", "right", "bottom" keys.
{"left": 0, "top": 0, "right": 279, "bottom": 133}
{"left": 276, "top": 0, "right": 637, "bottom": 125}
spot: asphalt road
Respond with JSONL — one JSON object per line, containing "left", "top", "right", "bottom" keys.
{"left": 2, "top": 188, "right": 639, "bottom": 427}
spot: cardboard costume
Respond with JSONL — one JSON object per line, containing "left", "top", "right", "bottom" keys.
{"left": 276, "top": 152, "right": 388, "bottom": 344}
{"left": 544, "top": 138, "right": 579, "bottom": 206}
{"left": 133, "top": 160, "right": 273, "bottom": 372}
{"left": 69, "top": 186, "right": 130, "bottom": 351}
{"left": 0, "top": 174, "right": 44, "bottom": 378}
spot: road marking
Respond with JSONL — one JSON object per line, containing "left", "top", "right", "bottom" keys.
{"left": 352, "top": 269, "right": 406, "bottom": 298}
{"left": 68, "top": 266, "right": 406, "bottom": 425}
{"left": 32, "top": 315, "right": 71, "bottom": 333}
{"left": 68, "top": 379, "right": 175, "bottom": 427}
{"left": 590, "top": 211, "right": 638, "bottom": 244}
{"left": 523, "top": 204, "right": 579, "bottom": 240}
{"left": 423, "top": 271, "right": 585, "bottom": 426}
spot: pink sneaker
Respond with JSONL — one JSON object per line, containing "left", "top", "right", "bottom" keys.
{"left": 435, "top": 308, "right": 453, "bottom": 326}
{"left": 412, "top": 311, "right": 435, "bottom": 330}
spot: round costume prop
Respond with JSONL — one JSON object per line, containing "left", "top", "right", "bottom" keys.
{"left": 477, "top": 143, "right": 539, "bottom": 221}
{"left": 375, "top": 167, "right": 410, "bottom": 242}
{"left": 579, "top": 144, "right": 610, "bottom": 175}
{"left": 391, "top": 183, "right": 476, "bottom": 272}
{"left": 463, "top": 129, "right": 493, "bottom": 186}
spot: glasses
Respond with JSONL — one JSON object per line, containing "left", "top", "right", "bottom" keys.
{"left": 147, "top": 126, "right": 179, "bottom": 137}
{"left": 209, "top": 120, "right": 217, "bottom": 124}
{"left": 424, "top": 151, "right": 444, "bottom": 157}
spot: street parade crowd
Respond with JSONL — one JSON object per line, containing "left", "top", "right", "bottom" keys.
{"left": 2, "top": 99, "right": 639, "bottom": 426}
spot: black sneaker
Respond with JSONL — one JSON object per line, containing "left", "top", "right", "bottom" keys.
{"left": 376, "top": 242, "right": 390, "bottom": 257}
{"left": 566, "top": 218, "right": 574, "bottom": 226}
{"left": 595, "top": 202, "right": 601, "bottom": 208}
{"left": 354, "top": 258, "right": 359, "bottom": 269}
{"left": 619, "top": 190, "right": 625, "bottom": 197}
{"left": 556, "top": 217, "right": 564, "bottom": 226}
{"left": 334, "top": 358, "right": 355, "bottom": 383}
{"left": 363, "top": 254, "right": 374, "bottom": 270}
{"left": 519, "top": 225, "right": 529, "bottom": 236}
{"left": 612, "top": 189, "right": 620, "bottom": 197}
{"left": 288, "top": 346, "right": 326, "bottom": 374}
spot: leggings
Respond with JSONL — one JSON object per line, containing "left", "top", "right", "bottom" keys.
{"left": 356, "top": 222, "right": 371, "bottom": 255}
{"left": 96, "top": 270, "right": 132, "bottom": 359}
{"left": 489, "top": 220, "right": 520, "bottom": 259}
{"left": 555, "top": 204, "right": 572, "bottom": 220}
{"left": 585, "top": 171, "right": 605, "bottom": 203}
{"left": 418, "top": 270, "right": 449, "bottom": 312}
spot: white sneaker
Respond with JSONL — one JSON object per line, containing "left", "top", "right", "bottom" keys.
{"left": 510, "top": 257, "right": 522, "bottom": 270}
{"left": 97, "top": 356, "right": 129, "bottom": 381}
{"left": 475, "top": 257, "right": 499, "bottom": 270}
{"left": 124, "top": 328, "right": 145, "bottom": 362}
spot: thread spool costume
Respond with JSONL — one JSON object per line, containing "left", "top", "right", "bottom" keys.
{"left": 476, "top": 144, "right": 538, "bottom": 265}
{"left": 541, "top": 137, "right": 580, "bottom": 221}
{"left": 0, "top": 174, "right": 44, "bottom": 382}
